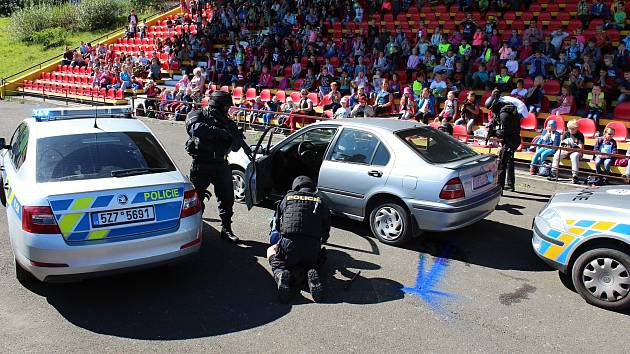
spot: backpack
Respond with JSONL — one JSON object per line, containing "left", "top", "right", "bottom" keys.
{"left": 537, "top": 161, "right": 551, "bottom": 177}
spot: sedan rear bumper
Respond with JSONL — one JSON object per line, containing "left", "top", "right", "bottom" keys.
{"left": 13, "top": 215, "right": 202, "bottom": 282}
{"left": 409, "top": 186, "right": 501, "bottom": 231}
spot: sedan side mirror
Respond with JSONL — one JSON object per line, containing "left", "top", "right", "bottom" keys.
{"left": 0, "top": 138, "right": 9, "bottom": 150}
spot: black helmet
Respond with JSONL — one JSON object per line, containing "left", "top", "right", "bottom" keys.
{"left": 292, "top": 175, "right": 315, "bottom": 192}
{"left": 208, "top": 90, "right": 233, "bottom": 112}
{"left": 484, "top": 89, "right": 501, "bottom": 110}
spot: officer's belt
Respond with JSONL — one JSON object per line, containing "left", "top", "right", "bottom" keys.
{"left": 198, "top": 152, "right": 228, "bottom": 162}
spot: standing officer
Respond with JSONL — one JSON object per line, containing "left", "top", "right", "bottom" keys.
{"left": 485, "top": 89, "right": 526, "bottom": 192}
{"left": 267, "top": 176, "right": 331, "bottom": 303}
{"left": 185, "top": 91, "right": 240, "bottom": 243}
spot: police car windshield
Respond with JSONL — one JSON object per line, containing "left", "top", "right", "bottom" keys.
{"left": 397, "top": 127, "right": 478, "bottom": 163}
{"left": 36, "top": 132, "right": 175, "bottom": 183}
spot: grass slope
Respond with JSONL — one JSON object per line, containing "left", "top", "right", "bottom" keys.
{"left": 0, "top": 17, "right": 111, "bottom": 80}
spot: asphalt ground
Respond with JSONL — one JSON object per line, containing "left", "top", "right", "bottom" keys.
{"left": 0, "top": 98, "right": 629, "bottom": 353}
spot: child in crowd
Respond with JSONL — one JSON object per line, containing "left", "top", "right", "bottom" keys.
{"left": 530, "top": 120, "right": 561, "bottom": 175}
{"left": 592, "top": 127, "right": 618, "bottom": 184}
{"left": 550, "top": 87, "right": 574, "bottom": 116}
{"left": 436, "top": 90, "right": 457, "bottom": 123}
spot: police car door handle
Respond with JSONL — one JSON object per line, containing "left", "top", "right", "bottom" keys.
{"left": 368, "top": 170, "right": 383, "bottom": 178}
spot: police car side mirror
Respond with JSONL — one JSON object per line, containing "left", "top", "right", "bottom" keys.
{"left": 0, "top": 138, "right": 9, "bottom": 150}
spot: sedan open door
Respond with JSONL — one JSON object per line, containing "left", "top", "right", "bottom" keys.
{"left": 244, "top": 127, "right": 275, "bottom": 209}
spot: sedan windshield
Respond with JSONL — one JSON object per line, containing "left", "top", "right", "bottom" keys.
{"left": 396, "top": 127, "right": 478, "bottom": 163}
{"left": 36, "top": 132, "right": 175, "bottom": 182}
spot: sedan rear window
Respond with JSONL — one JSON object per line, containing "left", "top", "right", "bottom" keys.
{"left": 397, "top": 127, "right": 478, "bottom": 163}
{"left": 36, "top": 132, "right": 176, "bottom": 182}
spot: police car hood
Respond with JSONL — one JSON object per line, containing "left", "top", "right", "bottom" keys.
{"left": 37, "top": 171, "right": 188, "bottom": 197}
{"left": 549, "top": 185, "right": 630, "bottom": 210}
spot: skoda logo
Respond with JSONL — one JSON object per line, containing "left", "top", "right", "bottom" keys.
{"left": 117, "top": 194, "right": 129, "bottom": 205}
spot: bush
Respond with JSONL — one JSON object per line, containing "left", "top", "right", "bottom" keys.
{"left": 10, "top": 4, "right": 56, "bottom": 42}
{"left": 74, "top": 0, "right": 130, "bottom": 32}
{"left": 31, "top": 27, "right": 69, "bottom": 48}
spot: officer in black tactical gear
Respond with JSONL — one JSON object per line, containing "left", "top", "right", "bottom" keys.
{"left": 185, "top": 90, "right": 240, "bottom": 243}
{"left": 267, "top": 176, "right": 331, "bottom": 303}
{"left": 485, "top": 89, "right": 524, "bottom": 192}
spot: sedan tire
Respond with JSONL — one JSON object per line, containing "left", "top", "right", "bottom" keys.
{"left": 369, "top": 202, "right": 412, "bottom": 246}
{"left": 571, "top": 248, "right": 630, "bottom": 310}
{"left": 232, "top": 169, "right": 246, "bottom": 203}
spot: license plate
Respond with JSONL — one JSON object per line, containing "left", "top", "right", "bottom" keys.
{"left": 472, "top": 172, "right": 492, "bottom": 190}
{"left": 91, "top": 206, "right": 155, "bottom": 228}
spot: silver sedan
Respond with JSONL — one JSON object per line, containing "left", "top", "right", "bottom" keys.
{"left": 229, "top": 119, "right": 501, "bottom": 246}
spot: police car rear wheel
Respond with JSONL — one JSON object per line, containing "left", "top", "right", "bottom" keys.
{"left": 369, "top": 202, "right": 411, "bottom": 246}
{"left": 15, "top": 258, "right": 35, "bottom": 283}
{"left": 0, "top": 176, "right": 6, "bottom": 207}
{"left": 571, "top": 248, "right": 630, "bottom": 310}
{"left": 232, "top": 169, "right": 246, "bottom": 203}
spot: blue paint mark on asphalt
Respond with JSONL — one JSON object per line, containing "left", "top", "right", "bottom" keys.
{"left": 403, "top": 251, "right": 455, "bottom": 313}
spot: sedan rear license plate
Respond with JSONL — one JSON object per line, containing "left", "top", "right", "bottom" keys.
{"left": 472, "top": 172, "right": 492, "bottom": 190}
{"left": 91, "top": 206, "right": 155, "bottom": 228}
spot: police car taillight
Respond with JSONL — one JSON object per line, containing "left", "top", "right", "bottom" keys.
{"left": 22, "top": 206, "right": 61, "bottom": 234}
{"left": 181, "top": 189, "right": 201, "bottom": 218}
{"left": 439, "top": 178, "right": 465, "bottom": 200}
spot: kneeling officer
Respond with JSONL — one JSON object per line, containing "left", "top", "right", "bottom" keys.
{"left": 267, "top": 176, "right": 331, "bottom": 303}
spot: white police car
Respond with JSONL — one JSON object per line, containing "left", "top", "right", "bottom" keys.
{"left": 0, "top": 106, "right": 202, "bottom": 282}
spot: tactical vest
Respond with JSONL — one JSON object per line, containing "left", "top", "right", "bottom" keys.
{"left": 280, "top": 191, "right": 323, "bottom": 240}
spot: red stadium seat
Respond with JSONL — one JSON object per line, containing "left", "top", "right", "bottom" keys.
{"left": 275, "top": 90, "right": 286, "bottom": 103}
{"left": 245, "top": 88, "right": 256, "bottom": 101}
{"left": 322, "top": 110, "right": 333, "bottom": 119}
{"left": 453, "top": 125, "right": 469, "bottom": 143}
{"left": 260, "top": 89, "right": 271, "bottom": 102}
{"left": 115, "top": 89, "right": 124, "bottom": 99}
{"left": 318, "top": 94, "right": 331, "bottom": 107}
{"left": 290, "top": 91, "right": 301, "bottom": 103}
{"left": 605, "top": 121, "right": 628, "bottom": 141}
{"left": 577, "top": 118, "right": 597, "bottom": 138}
{"left": 293, "top": 79, "right": 304, "bottom": 90}
{"left": 107, "top": 88, "right": 115, "bottom": 99}
{"left": 232, "top": 86, "right": 243, "bottom": 101}
{"left": 614, "top": 102, "right": 630, "bottom": 121}
{"left": 307, "top": 93, "right": 319, "bottom": 106}
{"left": 544, "top": 114, "right": 566, "bottom": 134}
{"left": 520, "top": 113, "right": 537, "bottom": 130}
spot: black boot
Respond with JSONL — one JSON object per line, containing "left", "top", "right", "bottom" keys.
{"left": 572, "top": 175, "right": 580, "bottom": 184}
{"left": 220, "top": 225, "right": 240, "bottom": 243}
{"left": 275, "top": 270, "right": 292, "bottom": 303}
{"left": 307, "top": 269, "right": 324, "bottom": 303}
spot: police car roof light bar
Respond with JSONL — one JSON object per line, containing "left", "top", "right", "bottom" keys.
{"left": 32, "top": 106, "right": 132, "bottom": 122}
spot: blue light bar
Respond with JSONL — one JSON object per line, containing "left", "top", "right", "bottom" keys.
{"left": 32, "top": 106, "right": 132, "bottom": 122}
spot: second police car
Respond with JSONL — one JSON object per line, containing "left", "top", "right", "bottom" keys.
{"left": 0, "top": 106, "right": 203, "bottom": 282}
{"left": 533, "top": 185, "right": 630, "bottom": 310}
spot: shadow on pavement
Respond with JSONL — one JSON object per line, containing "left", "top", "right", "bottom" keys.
{"left": 22, "top": 222, "right": 404, "bottom": 339}
{"left": 23, "top": 223, "right": 287, "bottom": 340}
{"left": 404, "top": 219, "right": 553, "bottom": 272}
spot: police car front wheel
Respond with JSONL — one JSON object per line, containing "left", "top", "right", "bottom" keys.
{"left": 571, "top": 248, "right": 630, "bottom": 311}
{"left": 369, "top": 202, "right": 412, "bottom": 246}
